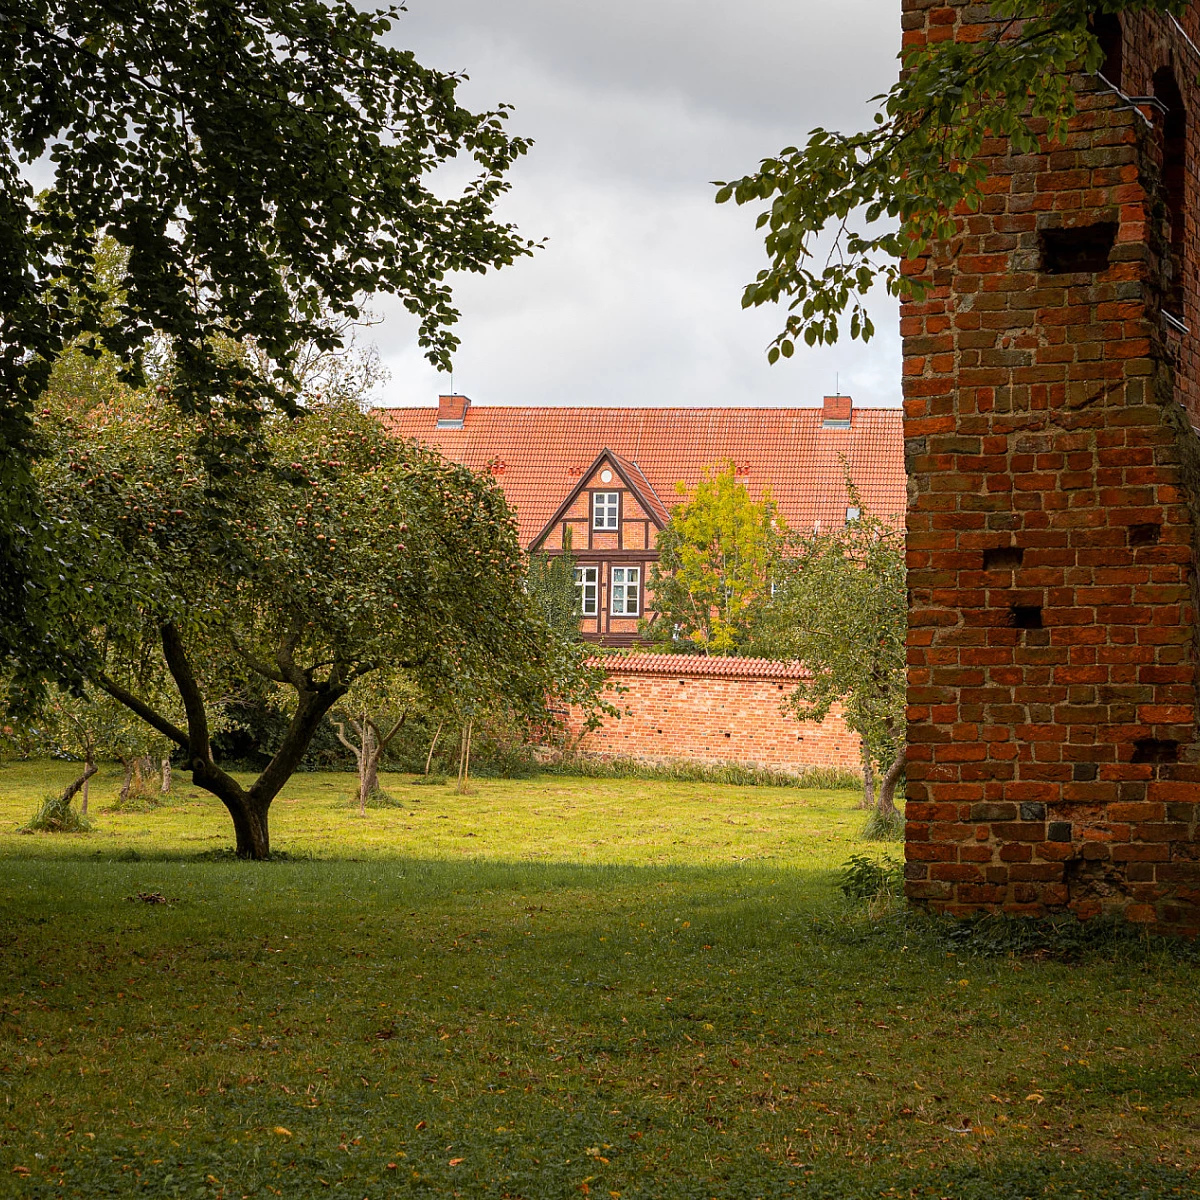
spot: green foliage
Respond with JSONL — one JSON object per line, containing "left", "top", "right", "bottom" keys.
{"left": 1, "top": 3, "right": 533, "bottom": 693}
{"left": 766, "top": 483, "right": 906, "bottom": 803}
{"left": 34, "top": 395, "right": 604, "bottom": 854}
{"left": 936, "top": 911, "right": 1200, "bottom": 964}
{"left": 21, "top": 791, "right": 94, "bottom": 834}
{"left": 861, "top": 805, "right": 905, "bottom": 842}
{"left": 34, "top": 685, "right": 172, "bottom": 774}
{"left": 526, "top": 530, "right": 580, "bottom": 642}
{"left": 715, "top": 1, "right": 1180, "bottom": 354}
{"left": 541, "top": 754, "right": 860, "bottom": 790}
{"left": 644, "top": 462, "right": 784, "bottom": 654}
{"left": 211, "top": 698, "right": 351, "bottom": 773}
{"left": 838, "top": 852, "right": 904, "bottom": 901}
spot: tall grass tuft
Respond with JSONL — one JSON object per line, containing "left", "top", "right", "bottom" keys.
{"left": 362, "top": 788, "right": 405, "bottom": 809}
{"left": 861, "top": 806, "right": 905, "bottom": 841}
{"left": 541, "top": 755, "right": 861, "bottom": 790}
{"left": 22, "top": 793, "right": 94, "bottom": 834}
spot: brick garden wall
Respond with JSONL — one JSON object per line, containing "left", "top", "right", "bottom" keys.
{"left": 566, "top": 656, "right": 862, "bottom": 775}
{"left": 902, "top": 2, "right": 1200, "bottom": 932}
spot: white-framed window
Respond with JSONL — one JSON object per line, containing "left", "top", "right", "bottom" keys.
{"left": 845, "top": 505, "right": 861, "bottom": 524}
{"left": 593, "top": 491, "right": 619, "bottom": 530}
{"left": 611, "top": 566, "right": 640, "bottom": 616}
{"left": 574, "top": 565, "right": 598, "bottom": 616}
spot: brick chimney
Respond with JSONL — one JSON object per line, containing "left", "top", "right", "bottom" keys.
{"left": 821, "top": 395, "right": 852, "bottom": 428}
{"left": 436, "top": 394, "right": 470, "bottom": 429}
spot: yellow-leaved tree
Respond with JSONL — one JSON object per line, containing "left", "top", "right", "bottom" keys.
{"left": 644, "top": 463, "right": 784, "bottom": 656}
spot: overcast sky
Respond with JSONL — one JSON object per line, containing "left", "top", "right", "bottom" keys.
{"left": 375, "top": 0, "right": 903, "bottom": 410}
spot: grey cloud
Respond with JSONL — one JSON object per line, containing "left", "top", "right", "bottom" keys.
{"left": 374, "top": 0, "right": 904, "bottom": 411}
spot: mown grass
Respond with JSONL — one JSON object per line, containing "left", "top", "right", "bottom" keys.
{"left": 0, "top": 760, "right": 1197, "bottom": 1198}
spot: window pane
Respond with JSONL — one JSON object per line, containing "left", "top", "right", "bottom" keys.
{"left": 575, "top": 565, "right": 598, "bottom": 615}
{"left": 625, "top": 568, "right": 639, "bottom": 615}
{"left": 594, "top": 492, "right": 619, "bottom": 529}
{"left": 610, "top": 565, "right": 637, "bottom": 616}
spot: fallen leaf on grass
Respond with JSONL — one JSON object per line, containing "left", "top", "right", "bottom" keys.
{"left": 273, "top": 1126, "right": 292, "bottom": 1137}
{"left": 1025, "top": 1093, "right": 1044, "bottom": 1104}
{"left": 449, "top": 1157, "right": 464, "bottom": 1166}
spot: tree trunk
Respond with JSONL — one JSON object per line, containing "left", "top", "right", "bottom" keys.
{"left": 424, "top": 721, "right": 444, "bottom": 775}
{"left": 362, "top": 743, "right": 380, "bottom": 804}
{"left": 456, "top": 721, "right": 474, "bottom": 794}
{"left": 333, "top": 717, "right": 366, "bottom": 810}
{"left": 119, "top": 758, "right": 134, "bottom": 804}
{"left": 226, "top": 794, "right": 272, "bottom": 860}
{"left": 81, "top": 749, "right": 95, "bottom": 816}
{"left": 161, "top": 757, "right": 172, "bottom": 795}
{"left": 360, "top": 712, "right": 405, "bottom": 807}
{"left": 43, "top": 762, "right": 99, "bottom": 826}
{"left": 99, "top": 619, "right": 350, "bottom": 860}
{"left": 359, "top": 716, "right": 376, "bottom": 816}
{"left": 184, "top": 758, "right": 276, "bottom": 861}
{"left": 860, "top": 744, "right": 876, "bottom": 811}
{"left": 876, "top": 745, "right": 906, "bottom": 816}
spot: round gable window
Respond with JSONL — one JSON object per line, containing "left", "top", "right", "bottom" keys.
{"left": 600, "top": 469, "right": 613, "bottom": 483}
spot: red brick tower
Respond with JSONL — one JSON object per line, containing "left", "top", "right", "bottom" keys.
{"left": 902, "top": 2, "right": 1200, "bottom": 932}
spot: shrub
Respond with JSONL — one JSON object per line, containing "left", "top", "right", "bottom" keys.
{"left": 839, "top": 853, "right": 903, "bottom": 902}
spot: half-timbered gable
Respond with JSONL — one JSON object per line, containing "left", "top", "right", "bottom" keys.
{"left": 379, "top": 393, "right": 905, "bottom": 647}
{"left": 525, "top": 449, "right": 670, "bottom": 642}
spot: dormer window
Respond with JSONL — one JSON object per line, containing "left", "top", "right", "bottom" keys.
{"left": 436, "top": 394, "right": 470, "bottom": 429}
{"left": 821, "top": 395, "right": 852, "bottom": 428}
{"left": 593, "top": 491, "right": 619, "bottom": 530}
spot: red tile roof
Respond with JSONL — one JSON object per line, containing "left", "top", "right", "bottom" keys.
{"left": 594, "top": 654, "right": 809, "bottom": 680}
{"left": 608, "top": 450, "right": 670, "bottom": 527}
{"left": 377, "top": 404, "right": 905, "bottom": 547}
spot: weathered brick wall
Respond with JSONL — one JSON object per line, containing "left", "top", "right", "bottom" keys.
{"left": 902, "top": 2, "right": 1200, "bottom": 932}
{"left": 565, "top": 656, "right": 862, "bottom": 775}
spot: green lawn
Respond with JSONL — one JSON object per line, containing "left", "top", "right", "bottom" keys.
{"left": 0, "top": 761, "right": 1197, "bottom": 1198}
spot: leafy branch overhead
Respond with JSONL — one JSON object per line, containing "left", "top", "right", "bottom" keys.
{"left": 0, "top": 0, "right": 535, "bottom": 689}
{"left": 2, "top": 0, "right": 535, "bottom": 415}
{"left": 715, "top": 0, "right": 1183, "bottom": 356}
